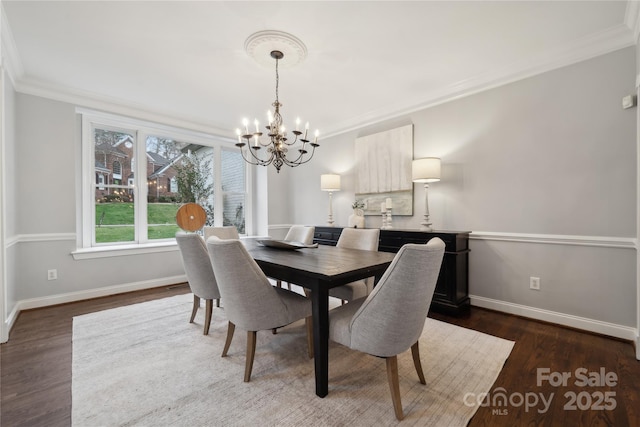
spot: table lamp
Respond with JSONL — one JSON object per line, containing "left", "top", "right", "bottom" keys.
{"left": 412, "top": 158, "right": 441, "bottom": 231}
{"left": 320, "top": 174, "right": 341, "bottom": 227}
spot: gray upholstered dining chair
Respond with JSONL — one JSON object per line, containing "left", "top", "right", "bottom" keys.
{"left": 284, "top": 225, "right": 315, "bottom": 245}
{"left": 328, "top": 228, "right": 380, "bottom": 302}
{"left": 276, "top": 225, "right": 316, "bottom": 290}
{"left": 206, "top": 237, "right": 313, "bottom": 382}
{"left": 175, "top": 232, "right": 221, "bottom": 335}
{"left": 328, "top": 238, "right": 445, "bottom": 420}
{"left": 203, "top": 226, "right": 240, "bottom": 240}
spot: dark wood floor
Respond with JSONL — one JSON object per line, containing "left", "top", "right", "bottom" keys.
{"left": 1, "top": 284, "right": 639, "bottom": 426}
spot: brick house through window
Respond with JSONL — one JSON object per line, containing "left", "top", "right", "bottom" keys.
{"left": 94, "top": 135, "right": 180, "bottom": 202}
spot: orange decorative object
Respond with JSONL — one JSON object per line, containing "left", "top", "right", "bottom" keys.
{"left": 175, "top": 203, "right": 207, "bottom": 232}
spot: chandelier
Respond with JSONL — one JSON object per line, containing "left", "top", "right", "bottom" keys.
{"left": 235, "top": 49, "right": 319, "bottom": 173}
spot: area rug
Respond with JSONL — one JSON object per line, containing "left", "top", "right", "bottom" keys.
{"left": 72, "top": 293, "right": 514, "bottom": 426}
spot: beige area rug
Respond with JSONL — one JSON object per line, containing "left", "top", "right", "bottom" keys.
{"left": 72, "top": 293, "right": 514, "bottom": 426}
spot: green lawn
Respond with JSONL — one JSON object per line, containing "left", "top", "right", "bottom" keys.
{"left": 95, "top": 203, "right": 182, "bottom": 243}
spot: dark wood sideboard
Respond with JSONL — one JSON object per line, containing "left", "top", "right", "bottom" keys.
{"left": 313, "top": 226, "right": 471, "bottom": 315}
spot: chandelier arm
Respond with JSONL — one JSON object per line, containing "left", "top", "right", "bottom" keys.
{"left": 258, "top": 138, "right": 271, "bottom": 147}
{"left": 238, "top": 149, "right": 265, "bottom": 167}
{"left": 296, "top": 145, "right": 319, "bottom": 166}
{"left": 281, "top": 148, "right": 307, "bottom": 166}
{"left": 282, "top": 153, "right": 313, "bottom": 167}
{"left": 247, "top": 145, "right": 276, "bottom": 165}
{"left": 280, "top": 134, "right": 301, "bottom": 146}
{"left": 238, "top": 145, "right": 275, "bottom": 167}
{"left": 281, "top": 146, "right": 317, "bottom": 167}
{"left": 240, "top": 148, "right": 267, "bottom": 167}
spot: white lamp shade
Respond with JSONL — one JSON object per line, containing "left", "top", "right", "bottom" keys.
{"left": 412, "top": 158, "right": 441, "bottom": 183}
{"left": 320, "top": 174, "right": 341, "bottom": 191}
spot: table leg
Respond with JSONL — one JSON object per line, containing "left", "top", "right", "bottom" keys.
{"left": 311, "top": 286, "right": 329, "bottom": 397}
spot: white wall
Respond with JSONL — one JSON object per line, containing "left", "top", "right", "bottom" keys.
{"left": 282, "top": 47, "right": 637, "bottom": 338}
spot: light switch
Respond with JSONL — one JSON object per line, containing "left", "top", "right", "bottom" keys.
{"left": 622, "top": 95, "right": 636, "bottom": 109}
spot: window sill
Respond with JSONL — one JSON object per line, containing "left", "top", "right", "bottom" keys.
{"left": 71, "top": 241, "right": 179, "bottom": 260}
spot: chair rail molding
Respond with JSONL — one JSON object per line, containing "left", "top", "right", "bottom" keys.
{"left": 8, "top": 232, "right": 76, "bottom": 246}
{"left": 470, "top": 231, "right": 636, "bottom": 249}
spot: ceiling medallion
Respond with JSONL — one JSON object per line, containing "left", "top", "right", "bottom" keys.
{"left": 244, "top": 30, "right": 307, "bottom": 69}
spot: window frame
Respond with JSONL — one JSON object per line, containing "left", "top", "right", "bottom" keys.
{"left": 220, "top": 147, "right": 248, "bottom": 233}
{"left": 75, "top": 109, "right": 251, "bottom": 259}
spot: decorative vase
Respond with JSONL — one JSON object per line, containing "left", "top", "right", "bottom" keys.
{"left": 348, "top": 208, "right": 365, "bottom": 229}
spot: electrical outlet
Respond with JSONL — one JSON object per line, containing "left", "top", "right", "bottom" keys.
{"left": 530, "top": 276, "right": 540, "bottom": 290}
{"left": 47, "top": 269, "right": 58, "bottom": 281}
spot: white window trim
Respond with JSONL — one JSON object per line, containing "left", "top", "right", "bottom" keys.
{"left": 220, "top": 146, "right": 249, "bottom": 231}
{"left": 76, "top": 108, "right": 251, "bottom": 259}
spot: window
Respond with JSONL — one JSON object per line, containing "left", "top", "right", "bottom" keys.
{"left": 221, "top": 149, "right": 246, "bottom": 234}
{"left": 79, "top": 110, "right": 249, "bottom": 252}
{"left": 112, "top": 160, "right": 122, "bottom": 178}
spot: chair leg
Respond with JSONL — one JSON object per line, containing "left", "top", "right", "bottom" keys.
{"left": 386, "top": 356, "right": 404, "bottom": 421}
{"left": 287, "top": 282, "right": 291, "bottom": 290}
{"left": 221, "top": 322, "right": 235, "bottom": 357}
{"left": 305, "top": 316, "right": 313, "bottom": 358}
{"left": 203, "top": 299, "right": 213, "bottom": 335}
{"left": 276, "top": 280, "right": 282, "bottom": 288}
{"left": 190, "top": 295, "right": 200, "bottom": 323}
{"left": 411, "top": 341, "right": 426, "bottom": 385}
{"left": 244, "top": 331, "right": 257, "bottom": 382}
{"left": 216, "top": 298, "right": 220, "bottom": 308}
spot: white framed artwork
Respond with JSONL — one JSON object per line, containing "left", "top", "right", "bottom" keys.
{"left": 355, "top": 124, "right": 413, "bottom": 215}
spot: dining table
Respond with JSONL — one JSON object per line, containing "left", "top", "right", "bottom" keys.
{"left": 242, "top": 237, "right": 396, "bottom": 398}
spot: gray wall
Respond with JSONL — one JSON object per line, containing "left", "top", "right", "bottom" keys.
{"left": 4, "top": 69, "right": 17, "bottom": 323}
{"left": 7, "top": 94, "right": 185, "bottom": 309}
{"left": 278, "top": 47, "right": 637, "bottom": 334}
{"left": 2, "top": 45, "right": 636, "bottom": 341}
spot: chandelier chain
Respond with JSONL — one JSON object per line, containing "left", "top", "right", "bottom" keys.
{"left": 275, "top": 55, "right": 279, "bottom": 104}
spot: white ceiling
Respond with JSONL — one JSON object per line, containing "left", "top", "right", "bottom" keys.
{"left": 2, "top": 1, "right": 637, "bottom": 140}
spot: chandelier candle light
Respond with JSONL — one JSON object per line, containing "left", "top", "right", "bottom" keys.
{"left": 235, "top": 49, "right": 319, "bottom": 173}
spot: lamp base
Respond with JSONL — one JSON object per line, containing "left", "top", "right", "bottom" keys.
{"left": 327, "top": 214, "right": 335, "bottom": 227}
{"left": 420, "top": 214, "right": 433, "bottom": 231}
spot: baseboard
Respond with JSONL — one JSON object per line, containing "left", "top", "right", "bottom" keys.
{"left": 9, "top": 275, "right": 187, "bottom": 329}
{"left": 470, "top": 295, "right": 637, "bottom": 341}
{"left": 636, "top": 335, "right": 640, "bottom": 360}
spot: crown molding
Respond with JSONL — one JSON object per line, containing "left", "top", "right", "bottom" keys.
{"left": 2, "top": 8, "right": 635, "bottom": 140}
{"left": 1, "top": 4, "right": 24, "bottom": 86}
{"left": 324, "top": 23, "right": 636, "bottom": 138}
{"left": 15, "top": 75, "right": 234, "bottom": 140}
{"left": 625, "top": 0, "right": 640, "bottom": 43}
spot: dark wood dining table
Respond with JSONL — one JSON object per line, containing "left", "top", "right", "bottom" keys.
{"left": 242, "top": 237, "right": 396, "bottom": 398}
